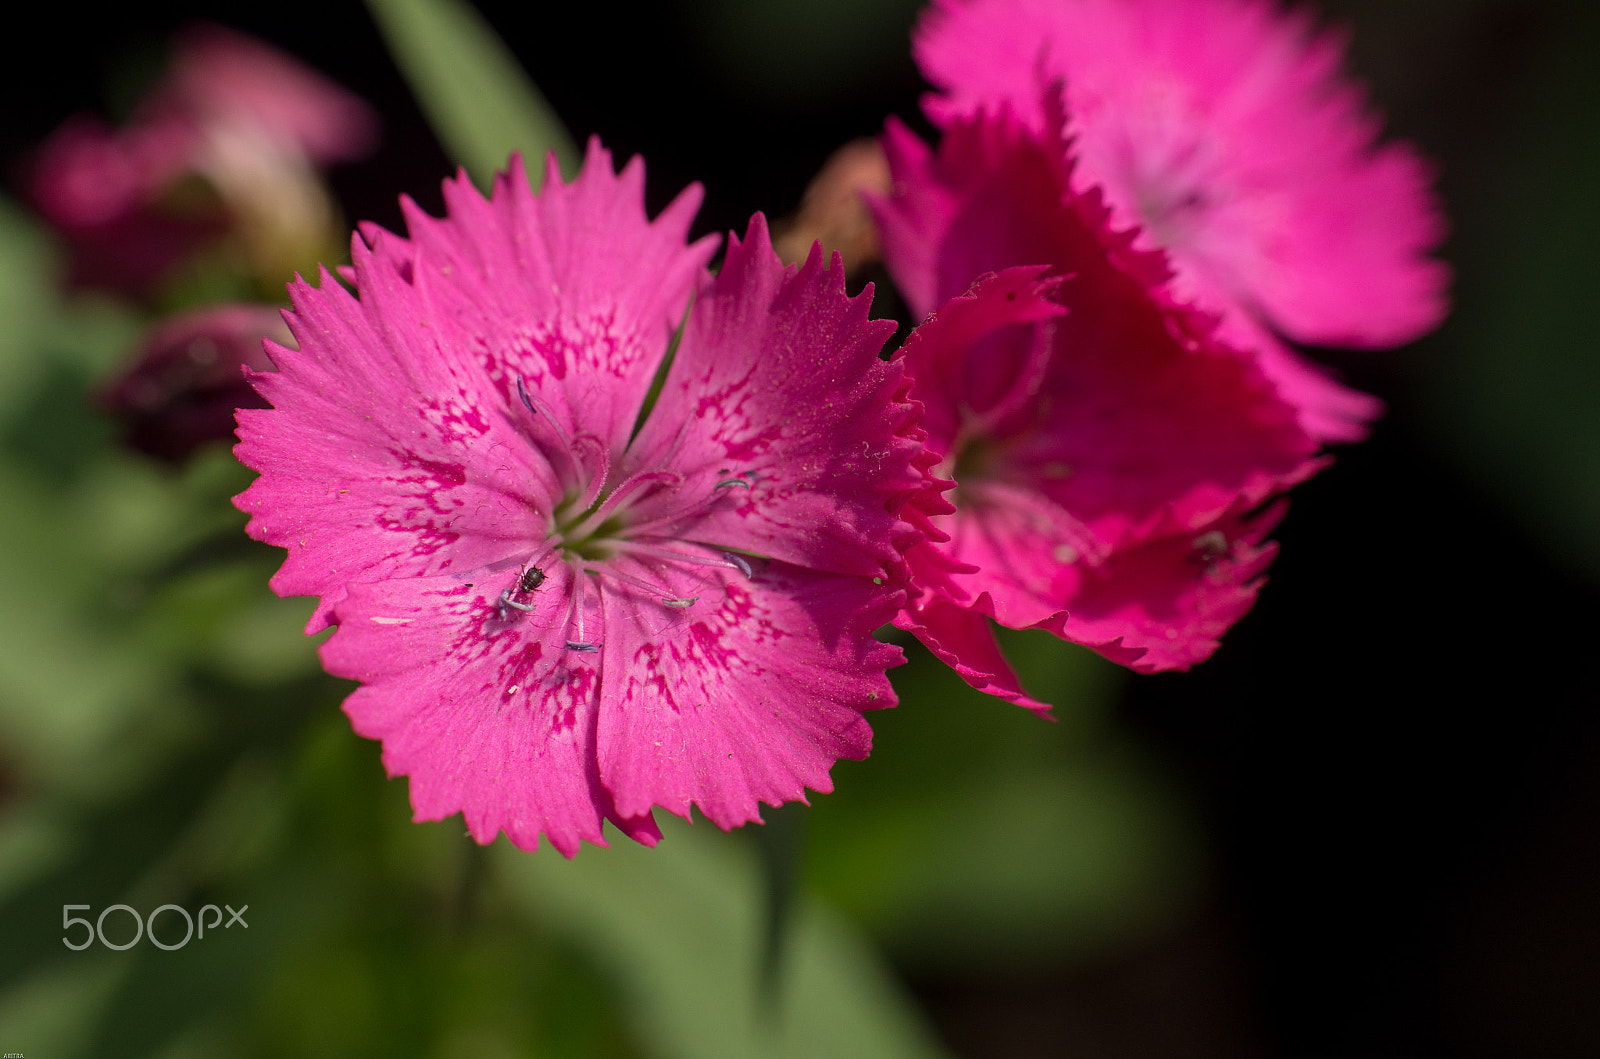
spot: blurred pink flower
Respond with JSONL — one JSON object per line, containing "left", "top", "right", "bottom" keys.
{"left": 29, "top": 116, "right": 226, "bottom": 293}
{"left": 234, "top": 144, "right": 934, "bottom": 856}
{"left": 914, "top": 0, "right": 1449, "bottom": 440}
{"left": 28, "top": 117, "right": 195, "bottom": 230}
{"left": 145, "top": 23, "right": 378, "bottom": 166}
{"left": 28, "top": 23, "right": 376, "bottom": 295}
{"left": 875, "top": 108, "right": 1320, "bottom": 696}
{"left": 99, "top": 302, "right": 288, "bottom": 462}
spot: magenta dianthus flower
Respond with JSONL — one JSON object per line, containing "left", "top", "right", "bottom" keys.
{"left": 29, "top": 23, "right": 375, "bottom": 295}
{"left": 100, "top": 303, "right": 287, "bottom": 462}
{"left": 235, "top": 143, "right": 933, "bottom": 855}
{"left": 914, "top": 0, "right": 1449, "bottom": 440}
{"left": 875, "top": 108, "right": 1320, "bottom": 693}
{"left": 145, "top": 23, "right": 379, "bottom": 168}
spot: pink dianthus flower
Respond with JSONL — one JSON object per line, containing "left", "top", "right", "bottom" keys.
{"left": 875, "top": 106, "right": 1320, "bottom": 694}
{"left": 29, "top": 23, "right": 376, "bottom": 295}
{"left": 100, "top": 303, "right": 287, "bottom": 462}
{"left": 914, "top": 0, "right": 1449, "bottom": 440}
{"left": 235, "top": 142, "right": 934, "bottom": 855}
{"left": 145, "top": 23, "right": 379, "bottom": 168}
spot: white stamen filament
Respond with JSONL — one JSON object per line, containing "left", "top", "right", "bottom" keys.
{"left": 515, "top": 376, "right": 586, "bottom": 493}
{"left": 563, "top": 469, "right": 681, "bottom": 544}
{"left": 563, "top": 557, "right": 598, "bottom": 652}
{"left": 590, "top": 562, "right": 700, "bottom": 608}
{"left": 611, "top": 539, "right": 754, "bottom": 579}
{"left": 618, "top": 474, "right": 752, "bottom": 539}
{"left": 567, "top": 432, "right": 612, "bottom": 515}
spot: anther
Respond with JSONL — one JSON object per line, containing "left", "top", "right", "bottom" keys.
{"left": 565, "top": 641, "right": 600, "bottom": 653}
{"left": 497, "top": 589, "right": 536, "bottom": 618}
{"left": 714, "top": 477, "right": 751, "bottom": 490}
{"left": 662, "top": 596, "right": 699, "bottom": 609}
{"left": 722, "top": 552, "right": 754, "bottom": 579}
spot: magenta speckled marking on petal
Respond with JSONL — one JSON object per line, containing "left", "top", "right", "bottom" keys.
{"left": 597, "top": 556, "right": 897, "bottom": 829}
{"left": 236, "top": 144, "right": 935, "bottom": 854}
{"left": 627, "top": 218, "right": 929, "bottom": 581}
{"left": 322, "top": 571, "right": 634, "bottom": 856}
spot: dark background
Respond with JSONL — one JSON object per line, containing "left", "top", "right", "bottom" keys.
{"left": 6, "top": 1, "right": 1599, "bottom": 1055}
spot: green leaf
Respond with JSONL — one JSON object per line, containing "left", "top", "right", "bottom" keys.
{"left": 805, "top": 634, "right": 1204, "bottom": 972}
{"left": 366, "top": 0, "right": 579, "bottom": 190}
{"left": 498, "top": 819, "right": 952, "bottom": 1059}
{"left": 0, "top": 197, "right": 58, "bottom": 422}
{"left": 0, "top": 957, "right": 128, "bottom": 1059}
{"left": 1415, "top": 5, "right": 1600, "bottom": 581}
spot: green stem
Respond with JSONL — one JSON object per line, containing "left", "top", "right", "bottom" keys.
{"left": 754, "top": 800, "right": 807, "bottom": 1016}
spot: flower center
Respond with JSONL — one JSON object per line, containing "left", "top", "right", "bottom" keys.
{"left": 946, "top": 435, "right": 998, "bottom": 498}
{"left": 494, "top": 377, "right": 758, "bottom": 648}
{"left": 936, "top": 316, "right": 1059, "bottom": 501}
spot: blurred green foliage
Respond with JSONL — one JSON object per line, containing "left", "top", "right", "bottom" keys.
{"left": 365, "top": 0, "right": 579, "bottom": 191}
{"left": 1316, "top": 0, "right": 1600, "bottom": 582}
{"left": 669, "top": 0, "right": 924, "bottom": 106}
{"left": 810, "top": 633, "right": 1202, "bottom": 973}
{"left": 1416, "top": 3, "right": 1600, "bottom": 581}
